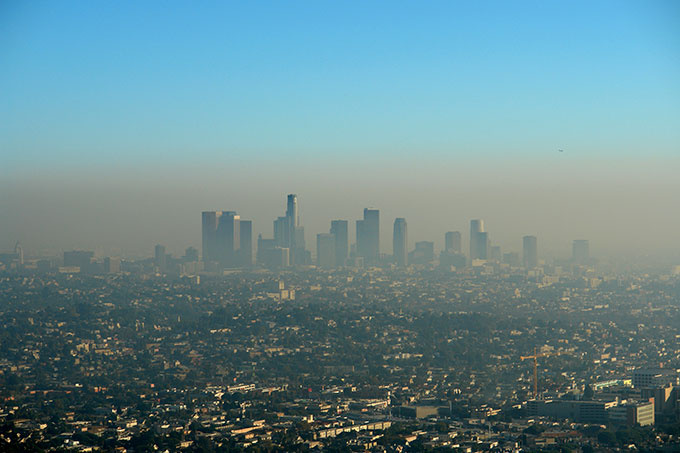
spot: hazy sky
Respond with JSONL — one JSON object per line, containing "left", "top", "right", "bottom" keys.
{"left": 1, "top": 1, "right": 679, "bottom": 259}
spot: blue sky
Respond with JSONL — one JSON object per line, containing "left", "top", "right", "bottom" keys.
{"left": 1, "top": 1, "right": 679, "bottom": 257}
{"left": 2, "top": 0, "right": 679, "bottom": 173}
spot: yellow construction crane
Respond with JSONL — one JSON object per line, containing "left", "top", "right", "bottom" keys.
{"left": 521, "top": 348, "right": 566, "bottom": 399}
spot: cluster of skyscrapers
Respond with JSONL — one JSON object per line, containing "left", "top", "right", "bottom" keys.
{"left": 201, "top": 211, "right": 252, "bottom": 269}
{"left": 256, "top": 194, "right": 310, "bottom": 268}
{"left": 200, "top": 194, "right": 591, "bottom": 270}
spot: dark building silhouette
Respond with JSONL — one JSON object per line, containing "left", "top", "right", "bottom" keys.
{"left": 216, "top": 211, "right": 240, "bottom": 267}
{"left": 239, "top": 220, "right": 253, "bottom": 266}
{"left": 202, "top": 211, "right": 221, "bottom": 263}
{"left": 202, "top": 210, "right": 252, "bottom": 268}
{"left": 357, "top": 208, "right": 380, "bottom": 265}
{"left": 330, "top": 220, "right": 348, "bottom": 267}
{"left": 273, "top": 216, "right": 289, "bottom": 248}
{"left": 273, "top": 194, "right": 307, "bottom": 265}
{"left": 440, "top": 231, "right": 465, "bottom": 269}
{"left": 393, "top": 218, "right": 408, "bottom": 267}
{"left": 470, "top": 219, "right": 488, "bottom": 261}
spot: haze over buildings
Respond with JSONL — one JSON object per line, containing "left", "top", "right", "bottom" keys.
{"left": 1, "top": 3, "right": 680, "bottom": 450}
{"left": 1, "top": 2, "right": 679, "bottom": 260}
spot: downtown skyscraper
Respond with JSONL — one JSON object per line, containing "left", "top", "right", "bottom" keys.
{"left": 440, "top": 230, "right": 466, "bottom": 269}
{"left": 356, "top": 208, "right": 379, "bottom": 265}
{"left": 470, "top": 219, "right": 488, "bottom": 261}
{"left": 202, "top": 211, "right": 221, "bottom": 263}
{"left": 201, "top": 210, "right": 253, "bottom": 268}
{"left": 330, "top": 220, "right": 348, "bottom": 267}
{"left": 273, "top": 194, "right": 308, "bottom": 265}
{"left": 393, "top": 218, "right": 407, "bottom": 267}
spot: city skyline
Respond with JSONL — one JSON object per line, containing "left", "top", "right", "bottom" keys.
{"left": 2, "top": 2, "right": 680, "bottom": 450}
{"left": 196, "top": 198, "right": 593, "bottom": 269}
{"left": 2, "top": 187, "right": 679, "bottom": 262}
{"left": 1, "top": 1, "right": 679, "bottom": 259}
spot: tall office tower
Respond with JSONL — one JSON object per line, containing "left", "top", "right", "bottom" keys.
{"left": 239, "top": 220, "right": 253, "bottom": 266}
{"left": 393, "top": 218, "right": 408, "bottom": 267}
{"left": 216, "top": 211, "right": 240, "bottom": 267}
{"left": 286, "top": 194, "right": 299, "bottom": 226}
{"left": 357, "top": 208, "right": 380, "bottom": 264}
{"left": 273, "top": 216, "right": 289, "bottom": 247}
{"left": 441, "top": 231, "right": 465, "bottom": 269}
{"left": 202, "top": 211, "right": 222, "bottom": 262}
{"left": 572, "top": 240, "right": 590, "bottom": 264}
{"left": 445, "top": 231, "right": 462, "bottom": 253}
{"left": 330, "top": 220, "right": 349, "bottom": 267}
{"left": 523, "top": 235, "right": 538, "bottom": 268}
{"left": 470, "top": 219, "right": 485, "bottom": 260}
{"left": 273, "top": 194, "right": 306, "bottom": 265}
{"left": 316, "top": 233, "right": 336, "bottom": 268}
{"left": 286, "top": 193, "right": 300, "bottom": 249}
{"left": 203, "top": 210, "right": 251, "bottom": 268}
{"left": 154, "top": 244, "right": 167, "bottom": 271}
